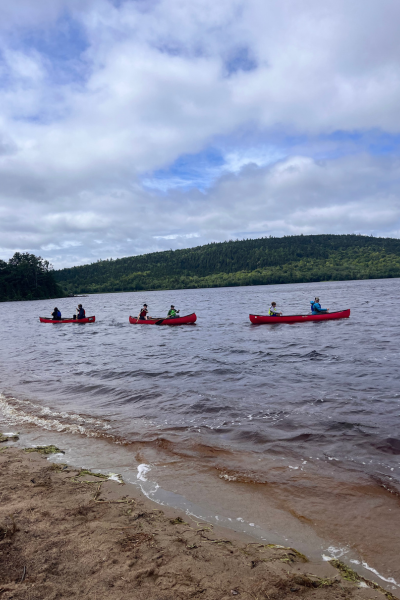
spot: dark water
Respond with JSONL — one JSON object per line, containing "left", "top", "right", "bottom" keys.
{"left": 1, "top": 278, "right": 400, "bottom": 585}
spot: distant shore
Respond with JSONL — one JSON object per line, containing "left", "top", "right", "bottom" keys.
{"left": 0, "top": 445, "right": 396, "bottom": 600}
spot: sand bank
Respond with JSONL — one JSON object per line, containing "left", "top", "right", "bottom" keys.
{"left": 0, "top": 445, "right": 396, "bottom": 600}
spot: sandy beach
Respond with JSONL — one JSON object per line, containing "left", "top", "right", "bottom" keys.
{"left": 0, "top": 444, "right": 396, "bottom": 600}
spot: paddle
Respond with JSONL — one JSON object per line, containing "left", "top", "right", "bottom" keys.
{"left": 155, "top": 310, "right": 179, "bottom": 325}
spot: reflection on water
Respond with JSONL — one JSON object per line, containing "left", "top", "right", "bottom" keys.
{"left": 0, "top": 278, "right": 400, "bottom": 584}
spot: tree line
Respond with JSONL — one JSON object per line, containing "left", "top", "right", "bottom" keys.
{"left": 0, "top": 253, "right": 65, "bottom": 302}
{"left": 54, "top": 234, "right": 400, "bottom": 295}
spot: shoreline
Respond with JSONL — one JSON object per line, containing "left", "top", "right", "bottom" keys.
{"left": 1, "top": 408, "right": 400, "bottom": 594}
{"left": 0, "top": 444, "right": 398, "bottom": 600}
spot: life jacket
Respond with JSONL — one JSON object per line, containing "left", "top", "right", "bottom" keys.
{"left": 268, "top": 307, "right": 277, "bottom": 316}
{"left": 140, "top": 308, "right": 147, "bottom": 318}
{"left": 78, "top": 308, "right": 85, "bottom": 319}
{"left": 57, "top": 310, "right": 61, "bottom": 319}
{"left": 310, "top": 301, "right": 320, "bottom": 313}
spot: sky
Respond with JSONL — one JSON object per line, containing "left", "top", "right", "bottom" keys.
{"left": 1, "top": 0, "right": 400, "bottom": 268}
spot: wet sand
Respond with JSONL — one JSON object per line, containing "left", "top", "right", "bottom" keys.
{"left": 0, "top": 446, "right": 397, "bottom": 600}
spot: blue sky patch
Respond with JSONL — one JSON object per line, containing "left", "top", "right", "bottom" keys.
{"left": 17, "top": 12, "right": 89, "bottom": 86}
{"left": 141, "top": 128, "right": 400, "bottom": 194}
{"left": 225, "top": 46, "right": 258, "bottom": 75}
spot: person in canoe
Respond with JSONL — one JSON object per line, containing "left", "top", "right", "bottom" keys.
{"left": 167, "top": 305, "right": 180, "bottom": 318}
{"left": 310, "top": 297, "right": 329, "bottom": 314}
{"left": 52, "top": 307, "right": 61, "bottom": 320}
{"left": 138, "top": 304, "right": 148, "bottom": 320}
{"left": 76, "top": 304, "right": 86, "bottom": 320}
{"left": 268, "top": 302, "right": 282, "bottom": 316}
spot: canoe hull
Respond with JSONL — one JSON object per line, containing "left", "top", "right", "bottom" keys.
{"left": 249, "top": 309, "right": 350, "bottom": 324}
{"left": 129, "top": 313, "right": 197, "bottom": 325}
{"left": 39, "top": 316, "right": 96, "bottom": 324}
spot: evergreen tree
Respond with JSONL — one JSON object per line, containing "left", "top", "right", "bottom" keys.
{"left": 54, "top": 234, "right": 400, "bottom": 295}
{"left": 0, "top": 252, "right": 65, "bottom": 302}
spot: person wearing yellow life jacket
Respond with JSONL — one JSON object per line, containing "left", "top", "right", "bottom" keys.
{"left": 269, "top": 302, "right": 282, "bottom": 316}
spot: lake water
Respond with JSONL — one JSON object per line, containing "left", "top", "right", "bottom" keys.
{"left": 1, "top": 278, "right": 399, "bottom": 588}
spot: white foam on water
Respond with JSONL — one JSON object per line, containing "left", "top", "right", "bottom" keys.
{"left": 323, "top": 557, "right": 400, "bottom": 589}
{"left": 322, "top": 545, "right": 349, "bottom": 561}
{"left": 108, "top": 473, "right": 124, "bottom": 483}
{"left": 360, "top": 562, "right": 399, "bottom": 587}
{"left": 327, "top": 545, "right": 348, "bottom": 558}
{"left": 137, "top": 464, "right": 151, "bottom": 481}
{"left": 0, "top": 394, "right": 110, "bottom": 437}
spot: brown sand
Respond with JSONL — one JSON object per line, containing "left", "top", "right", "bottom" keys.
{"left": 0, "top": 447, "right": 395, "bottom": 600}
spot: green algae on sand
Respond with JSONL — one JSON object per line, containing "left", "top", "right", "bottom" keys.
{"left": 24, "top": 445, "right": 65, "bottom": 455}
{"left": 0, "top": 433, "right": 19, "bottom": 443}
{"left": 330, "top": 560, "right": 398, "bottom": 600}
{"left": 74, "top": 469, "right": 124, "bottom": 484}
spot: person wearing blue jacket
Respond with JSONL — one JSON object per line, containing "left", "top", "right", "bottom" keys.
{"left": 76, "top": 304, "right": 86, "bottom": 319}
{"left": 310, "top": 297, "right": 329, "bottom": 314}
{"left": 51, "top": 307, "right": 61, "bottom": 320}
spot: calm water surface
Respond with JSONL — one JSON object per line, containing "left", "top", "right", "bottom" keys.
{"left": 1, "top": 279, "right": 399, "bottom": 585}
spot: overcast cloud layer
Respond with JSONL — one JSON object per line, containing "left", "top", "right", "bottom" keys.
{"left": 1, "top": 0, "right": 400, "bottom": 267}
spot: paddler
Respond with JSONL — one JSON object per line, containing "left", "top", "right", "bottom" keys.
{"left": 268, "top": 302, "right": 282, "bottom": 316}
{"left": 52, "top": 307, "right": 61, "bottom": 320}
{"left": 76, "top": 304, "right": 86, "bottom": 319}
{"left": 310, "top": 297, "right": 329, "bottom": 314}
{"left": 167, "top": 305, "right": 180, "bottom": 318}
{"left": 138, "top": 304, "right": 148, "bottom": 320}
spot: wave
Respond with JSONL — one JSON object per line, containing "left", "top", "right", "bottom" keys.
{"left": 0, "top": 394, "right": 114, "bottom": 439}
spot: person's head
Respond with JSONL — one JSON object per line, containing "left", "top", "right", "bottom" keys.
{"left": 143, "top": 303, "right": 147, "bottom": 307}
{"left": 315, "top": 297, "right": 319, "bottom": 302}
{"left": 54, "top": 307, "right": 58, "bottom": 311}
{"left": 171, "top": 305, "right": 174, "bottom": 308}
{"left": 78, "top": 304, "right": 82, "bottom": 308}
{"left": 271, "top": 302, "right": 276, "bottom": 306}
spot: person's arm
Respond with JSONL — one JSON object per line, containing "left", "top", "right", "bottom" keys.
{"left": 317, "top": 304, "right": 329, "bottom": 313}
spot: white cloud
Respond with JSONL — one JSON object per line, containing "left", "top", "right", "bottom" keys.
{"left": 0, "top": 0, "right": 399, "bottom": 267}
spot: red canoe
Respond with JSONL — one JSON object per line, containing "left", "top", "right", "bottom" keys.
{"left": 249, "top": 309, "right": 350, "bottom": 324}
{"left": 129, "top": 313, "right": 197, "bottom": 325}
{"left": 39, "top": 316, "right": 96, "bottom": 324}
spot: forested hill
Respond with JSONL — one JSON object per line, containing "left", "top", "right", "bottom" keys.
{"left": 54, "top": 234, "right": 400, "bottom": 295}
{"left": 0, "top": 253, "right": 65, "bottom": 302}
